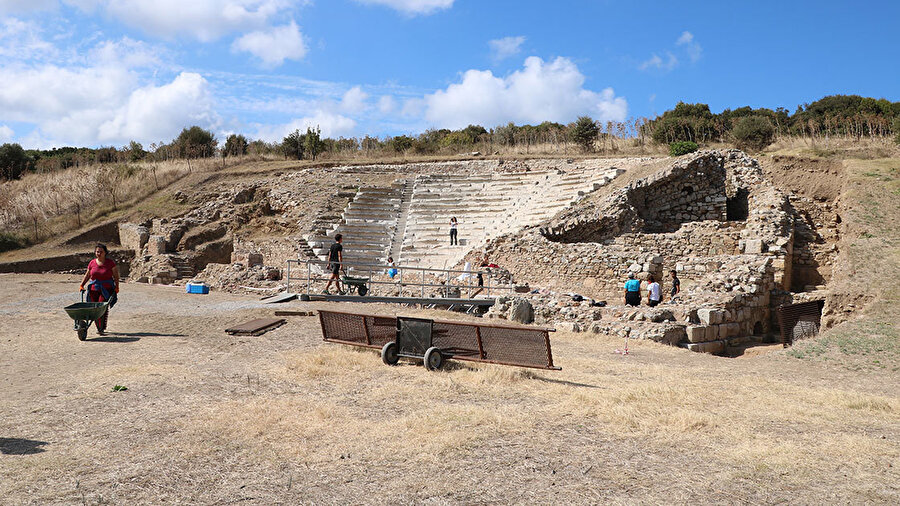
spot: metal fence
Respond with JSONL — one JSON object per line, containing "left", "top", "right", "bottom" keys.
{"left": 776, "top": 300, "right": 825, "bottom": 346}
{"left": 318, "top": 310, "right": 560, "bottom": 370}
{"left": 286, "top": 259, "right": 513, "bottom": 298}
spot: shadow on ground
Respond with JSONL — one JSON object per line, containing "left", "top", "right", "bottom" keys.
{"left": 0, "top": 438, "right": 48, "bottom": 455}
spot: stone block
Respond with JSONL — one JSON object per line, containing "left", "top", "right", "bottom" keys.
{"left": 698, "top": 340, "right": 726, "bottom": 355}
{"left": 726, "top": 323, "right": 741, "bottom": 337}
{"left": 148, "top": 235, "right": 167, "bottom": 255}
{"left": 686, "top": 326, "right": 708, "bottom": 343}
{"left": 745, "top": 239, "right": 765, "bottom": 254}
{"left": 697, "top": 308, "right": 724, "bottom": 325}
{"left": 706, "top": 325, "right": 720, "bottom": 340}
{"left": 119, "top": 223, "right": 149, "bottom": 253}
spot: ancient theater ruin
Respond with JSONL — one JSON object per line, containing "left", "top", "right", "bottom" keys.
{"left": 478, "top": 150, "right": 834, "bottom": 354}
{"left": 109, "top": 150, "right": 837, "bottom": 356}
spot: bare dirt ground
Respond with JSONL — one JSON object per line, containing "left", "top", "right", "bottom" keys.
{"left": 1, "top": 274, "right": 897, "bottom": 504}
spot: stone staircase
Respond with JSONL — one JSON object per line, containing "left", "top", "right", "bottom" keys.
{"left": 305, "top": 185, "right": 404, "bottom": 271}
{"left": 169, "top": 254, "right": 195, "bottom": 280}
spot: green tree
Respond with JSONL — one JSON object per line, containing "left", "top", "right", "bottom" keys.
{"left": 125, "top": 140, "right": 145, "bottom": 162}
{"left": 570, "top": 116, "right": 599, "bottom": 152}
{"left": 223, "top": 134, "right": 249, "bottom": 158}
{"left": 303, "top": 126, "right": 323, "bottom": 160}
{"left": 0, "top": 143, "right": 32, "bottom": 180}
{"left": 732, "top": 115, "right": 776, "bottom": 151}
{"left": 893, "top": 117, "right": 900, "bottom": 145}
{"left": 282, "top": 130, "right": 305, "bottom": 160}
{"left": 388, "top": 135, "right": 414, "bottom": 153}
{"left": 175, "top": 126, "right": 217, "bottom": 158}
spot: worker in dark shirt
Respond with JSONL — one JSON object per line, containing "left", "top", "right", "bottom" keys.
{"left": 324, "top": 234, "right": 344, "bottom": 295}
{"left": 669, "top": 270, "right": 681, "bottom": 302}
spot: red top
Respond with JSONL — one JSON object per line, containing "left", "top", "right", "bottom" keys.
{"left": 87, "top": 258, "right": 116, "bottom": 289}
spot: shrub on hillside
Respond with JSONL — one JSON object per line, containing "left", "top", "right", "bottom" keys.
{"left": 669, "top": 141, "right": 699, "bottom": 156}
{"left": 570, "top": 116, "right": 599, "bottom": 152}
{"left": 732, "top": 115, "right": 776, "bottom": 151}
{"left": 176, "top": 126, "right": 218, "bottom": 158}
{"left": 0, "top": 232, "right": 27, "bottom": 253}
{"left": 0, "top": 143, "right": 33, "bottom": 180}
{"left": 893, "top": 118, "right": 900, "bottom": 145}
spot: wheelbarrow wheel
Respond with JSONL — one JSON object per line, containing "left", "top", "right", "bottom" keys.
{"left": 381, "top": 341, "right": 399, "bottom": 366}
{"left": 357, "top": 285, "right": 368, "bottom": 297}
{"left": 77, "top": 326, "right": 88, "bottom": 341}
{"left": 423, "top": 347, "right": 444, "bottom": 371}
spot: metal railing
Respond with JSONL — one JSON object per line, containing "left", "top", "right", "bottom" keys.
{"left": 776, "top": 300, "right": 825, "bottom": 346}
{"left": 318, "top": 310, "right": 560, "bottom": 370}
{"left": 286, "top": 259, "right": 513, "bottom": 299}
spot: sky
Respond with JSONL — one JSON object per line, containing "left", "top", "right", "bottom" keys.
{"left": 0, "top": 0, "right": 898, "bottom": 149}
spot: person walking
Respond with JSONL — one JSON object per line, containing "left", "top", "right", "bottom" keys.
{"left": 647, "top": 274, "right": 662, "bottom": 307}
{"left": 669, "top": 270, "right": 681, "bottom": 302}
{"left": 449, "top": 217, "right": 458, "bottom": 246}
{"left": 324, "top": 234, "right": 344, "bottom": 295}
{"left": 78, "top": 243, "right": 120, "bottom": 334}
{"left": 624, "top": 272, "right": 641, "bottom": 307}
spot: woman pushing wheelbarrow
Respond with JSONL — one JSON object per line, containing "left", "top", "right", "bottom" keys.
{"left": 77, "top": 243, "right": 120, "bottom": 335}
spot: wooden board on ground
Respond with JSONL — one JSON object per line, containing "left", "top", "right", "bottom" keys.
{"left": 261, "top": 292, "right": 298, "bottom": 304}
{"left": 274, "top": 310, "right": 315, "bottom": 317}
{"left": 225, "top": 318, "right": 286, "bottom": 336}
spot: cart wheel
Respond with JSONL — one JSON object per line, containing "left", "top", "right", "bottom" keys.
{"left": 358, "top": 285, "right": 368, "bottom": 297}
{"left": 423, "top": 347, "right": 444, "bottom": 371}
{"left": 381, "top": 341, "right": 399, "bottom": 366}
{"left": 77, "top": 327, "right": 88, "bottom": 341}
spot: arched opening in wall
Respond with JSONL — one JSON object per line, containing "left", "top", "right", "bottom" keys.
{"left": 727, "top": 188, "right": 750, "bottom": 221}
{"left": 753, "top": 321, "right": 763, "bottom": 336}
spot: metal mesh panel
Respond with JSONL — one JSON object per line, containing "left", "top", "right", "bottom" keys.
{"left": 776, "top": 300, "right": 825, "bottom": 346}
{"left": 318, "top": 310, "right": 559, "bottom": 370}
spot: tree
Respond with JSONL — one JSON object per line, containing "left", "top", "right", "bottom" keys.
{"left": 893, "top": 117, "right": 900, "bottom": 145}
{"left": 0, "top": 143, "right": 32, "bottom": 180}
{"left": 570, "top": 116, "right": 599, "bottom": 152}
{"left": 125, "top": 140, "right": 146, "bottom": 162}
{"left": 175, "top": 126, "right": 218, "bottom": 158}
{"left": 732, "top": 115, "right": 776, "bottom": 151}
{"left": 388, "top": 135, "right": 414, "bottom": 153}
{"left": 282, "top": 130, "right": 305, "bottom": 160}
{"left": 224, "top": 134, "right": 249, "bottom": 158}
{"left": 304, "top": 126, "right": 323, "bottom": 161}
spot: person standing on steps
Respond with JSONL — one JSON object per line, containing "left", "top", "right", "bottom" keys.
{"left": 449, "top": 217, "right": 458, "bottom": 246}
{"left": 669, "top": 270, "right": 681, "bottom": 302}
{"left": 647, "top": 274, "right": 662, "bottom": 307}
{"left": 624, "top": 272, "right": 641, "bottom": 307}
{"left": 78, "top": 243, "right": 120, "bottom": 335}
{"left": 324, "top": 234, "right": 344, "bottom": 295}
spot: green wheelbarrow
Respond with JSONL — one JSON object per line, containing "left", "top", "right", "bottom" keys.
{"left": 341, "top": 275, "right": 370, "bottom": 296}
{"left": 64, "top": 291, "right": 108, "bottom": 341}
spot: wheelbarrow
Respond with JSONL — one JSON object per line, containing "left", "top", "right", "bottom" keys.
{"left": 381, "top": 317, "right": 446, "bottom": 371}
{"left": 64, "top": 291, "right": 108, "bottom": 341}
{"left": 341, "top": 275, "right": 370, "bottom": 296}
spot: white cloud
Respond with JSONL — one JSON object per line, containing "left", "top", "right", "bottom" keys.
{"left": 0, "top": 0, "right": 58, "bottom": 14}
{"left": 377, "top": 95, "right": 396, "bottom": 115}
{"left": 340, "top": 86, "right": 369, "bottom": 113}
{"left": 97, "top": 72, "right": 217, "bottom": 143}
{"left": 70, "top": 0, "right": 295, "bottom": 42}
{"left": 639, "top": 52, "right": 678, "bottom": 71}
{"left": 89, "top": 37, "right": 164, "bottom": 68}
{"left": 355, "top": 0, "right": 453, "bottom": 16}
{"left": 676, "top": 30, "right": 702, "bottom": 62}
{"left": 0, "top": 125, "right": 13, "bottom": 142}
{"left": 489, "top": 36, "right": 525, "bottom": 61}
{"left": 640, "top": 31, "right": 702, "bottom": 71}
{"left": 0, "top": 18, "right": 58, "bottom": 60}
{"left": 422, "top": 56, "right": 627, "bottom": 130}
{"left": 232, "top": 21, "right": 307, "bottom": 67}
{"left": 255, "top": 111, "right": 357, "bottom": 141}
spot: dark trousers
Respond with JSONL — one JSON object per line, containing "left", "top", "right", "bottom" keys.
{"left": 625, "top": 291, "right": 641, "bottom": 307}
{"left": 87, "top": 289, "right": 108, "bottom": 331}
{"left": 450, "top": 229, "right": 458, "bottom": 245}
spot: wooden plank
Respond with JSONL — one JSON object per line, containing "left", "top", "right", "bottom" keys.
{"left": 225, "top": 318, "right": 286, "bottom": 336}
{"left": 274, "top": 310, "right": 315, "bottom": 317}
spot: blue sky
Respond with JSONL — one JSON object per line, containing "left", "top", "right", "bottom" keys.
{"left": 0, "top": 0, "right": 898, "bottom": 149}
